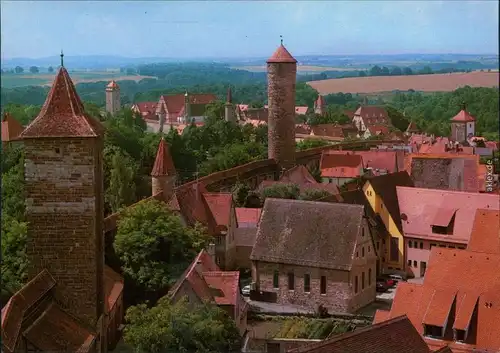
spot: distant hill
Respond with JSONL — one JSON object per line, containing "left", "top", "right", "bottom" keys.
{"left": 2, "top": 53, "right": 498, "bottom": 71}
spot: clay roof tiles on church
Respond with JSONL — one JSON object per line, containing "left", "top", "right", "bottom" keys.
{"left": 21, "top": 67, "right": 104, "bottom": 138}
{"left": 267, "top": 44, "right": 297, "bottom": 63}
{"left": 151, "top": 138, "right": 176, "bottom": 177}
{"left": 1, "top": 112, "right": 24, "bottom": 142}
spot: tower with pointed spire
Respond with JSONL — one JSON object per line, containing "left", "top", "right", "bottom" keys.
{"left": 450, "top": 102, "right": 476, "bottom": 142}
{"left": 105, "top": 80, "right": 121, "bottom": 115}
{"left": 224, "top": 87, "right": 235, "bottom": 123}
{"left": 314, "top": 94, "right": 326, "bottom": 115}
{"left": 20, "top": 63, "right": 107, "bottom": 350}
{"left": 267, "top": 38, "right": 297, "bottom": 169}
{"left": 151, "top": 137, "right": 177, "bottom": 199}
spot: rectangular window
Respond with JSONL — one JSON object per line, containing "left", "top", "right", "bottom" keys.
{"left": 287, "top": 272, "right": 295, "bottom": 290}
{"left": 362, "top": 228, "right": 365, "bottom": 237}
{"left": 390, "top": 237, "right": 399, "bottom": 262}
{"left": 409, "top": 241, "right": 413, "bottom": 248}
{"left": 419, "top": 242, "right": 423, "bottom": 249}
{"left": 408, "top": 260, "right": 412, "bottom": 266}
{"left": 304, "top": 274, "right": 310, "bottom": 293}
{"left": 368, "top": 245, "right": 371, "bottom": 253}
{"left": 273, "top": 270, "right": 279, "bottom": 289}
{"left": 362, "top": 247, "right": 365, "bottom": 257}
{"left": 430, "top": 243, "right": 436, "bottom": 248}
{"left": 354, "top": 276, "right": 359, "bottom": 293}
{"left": 362, "top": 272, "right": 365, "bottom": 290}
{"left": 368, "top": 268, "right": 372, "bottom": 286}
{"left": 455, "top": 329, "right": 466, "bottom": 342}
{"left": 414, "top": 260, "right": 417, "bottom": 267}
{"left": 320, "top": 276, "right": 326, "bottom": 294}
{"left": 424, "top": 325, "right": 443, "bottom": 338}
{"left": 376, "top": 242, "right": 380, "bottom": 250}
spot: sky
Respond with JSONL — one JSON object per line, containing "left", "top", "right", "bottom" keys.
{"left": 1, "top": 0, "right": 498, "bottom": 59}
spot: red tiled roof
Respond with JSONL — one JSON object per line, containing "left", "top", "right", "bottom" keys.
{"left": 315, "top": 95, "right": 325, "bottom": 108}
{"left": 151, "top": 137, "right": 176, "bottom": 177}
{"left": 326, "top": 150, "right": 400, "bottom": 175}
{"left": 354, "top": 106, "right": 389, "bottom": 120}
{"left": 202, "top": 271, "right": 240, "bottom": 306}
{"left": 378, "top": 248, "right": 500, "bottom": 352}
{"left": 280, "top": 164, "right": 318, "bottom": 184}
{"left": 422, "top": 289, "right": 457, "bottom": 326}
{"left": 203, "top": 192, "right": 233, "bottom": 229}
{"left": 406, "top": 121, "right": 419, "bottom": 133}
{"left": 106, "top": 80, "right": 119, "bottom": 89}
{"left": 484, "top": 141, "right": 498, "bottom": 151}
{"left": 21, "top": 67, "right": 104, "bottom": 138}
{"left": 467, "top": 209, "right": 500, "bottom": 254}
{"left": 397, "top": 186, "right": 500, "bottom": 243}
{"left": 295, "top": 106, "right": 309, "bottom": 115}
{"left": 367, "top": 125, "right": 390, "bottom": 135}
{"left": 104, "top": 265, "right": 124, "bottom": 312}
{"left": 133, "top": 101, "right": 157, "bottom": 116}
{"left": 288, "top": 315, "right": 432, "bottom": 353}
{"left": 161, "top": 93, "right": 217, "bottom": 115}
{"left": 320, "top": 153, "right": 363, "bottom": 178}
{"left": 235, "top": 208, "right": 262, "bottom": 227}
{"left": 311, "top": 124, "right": 345, "bottom": 138}
{"left": 267, "top": 44, "right": 297, "bottom": 63}
{"left": 1, "top": 112, "right": 24, "bottom": 142}
{"left": 431, "top": 207, "right": 457, "bottom": 227}
{"left": 295, "top": 124, "right": 311, "bottom": 135}
{"left": 451, "top": 110, "right": 476, "bottom": 122}
{"left": 23, "top": 303, "right": 95, "bottom": 353}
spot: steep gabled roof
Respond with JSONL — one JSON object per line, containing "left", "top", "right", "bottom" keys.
{"left": 467, "top": 209, "right": 500, "bottom": 254}
{"left": 1, "top": 112, "right": 24, "bottom": 142}
{"left": 315, "top": 95, "right": 325, "bottom": 108}
{"left": 451, "top": 110, "right": 476, "bottom": 123}
{"left": 251, "top": 199, "right": 364, "bottom": 270}
{"left": 280, "top": 165, "right": 317, "bottom": 184}
{"left": 21, "top": 67, "right": 104, "bottom": 138}
{"left": 288, "top": 315, "right": 431, "bottom": 353}
{"left": 151, "top": 138, "right": 176, "bottom": 177}
{"left": 267, "top": 44, "right": 297, "bottom": 64}
{"left": 203, "top": 193, "right": 233, "bottom": 230}
{"left": 406, "top": 121, "right": 419, "bottom": 133}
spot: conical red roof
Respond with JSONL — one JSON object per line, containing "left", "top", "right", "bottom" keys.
{"left": 315, "top": 95, "right": 325, "bottom": 107}
{"left": 106, "top": 80, "right": 119, "bottom": 89}
{"left": 151, "top": 137, "right": 176, "bottom": 176}
{"left": 1, "top": 112, "right": 24, "bottom": 142}
{"left": 21, "top": 67, "right": 104, "bottom": 138}
{"left": 451, "top": 110, "right": 476, "bottom": 123}
{"left": 267, "top": 44, "right": 297, "bottom": 64}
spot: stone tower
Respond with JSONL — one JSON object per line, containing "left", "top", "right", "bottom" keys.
{"left": 267, "top": 41, "right": 297, "bottom": 169}
{"left": 151, "top": 137, "right": 177, "bottom": 199}
{"left": 105, "top": 80, "right": 120, "bottom": 115}
{"left": 183, "top": 91, "right": 191, "bottom": 123}
{"left": 450, "top": 102, "right": 476, "bottom": 143}
{"left": 20, "top": 63, "right": 106, "bottom": 350}
{"left": 225, "top": 87, "right": 236, "bottom": 123}
{"left": 314, "top": 94, "right": 326, "bottom": 115}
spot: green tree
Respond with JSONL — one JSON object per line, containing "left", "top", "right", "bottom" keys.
{"left": 385, "top": 106, "right": 409, "bottom": 132}
{"left": 1, "top": 162, "right": 25, "bottom": 221}
{"left": 124, "top": 297, "right": 241, "bottom": 353}
{"left": 105, "top": 150, "right": 137, "bottom": 213}
{"left": 29, "top": 66, "right": 39, "bottom": 74}
{"left": 14, "top": 66, "right": 24, "bottom": 74}
{"left": 232, "top": 182, "right": 251, "bottom": 207}
{"left": 48, "top": 66, "right": 54, "bottom": 73}
{"left": 390, "top": 67, "right": 402, "bottom": 76}
{"left": 1, "top": 217, "right": 28, "bottom": 300}
{"left": 260, "top": 183, "right": 300, "bottom": 202}
{"left": 113, "top": 200, "right": 209, "bottom": 291}
{"left": 299, "top": 189, "right": 332, "bottom": 201}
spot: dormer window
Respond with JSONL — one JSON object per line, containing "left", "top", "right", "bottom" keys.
{"left": 431, "top": 208, "right": 457, "bottom": 235}
{"left": 424, "top": 324, "right": 443, "bottom": 338}
{"left": 454, "top": 329, "right": 466, "bottom": 342}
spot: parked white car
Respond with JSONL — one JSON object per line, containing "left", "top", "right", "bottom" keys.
{"left": 241, "top": 285, "right": 251, "bottom": 296}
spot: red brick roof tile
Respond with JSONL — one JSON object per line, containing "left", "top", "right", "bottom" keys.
{"left": 21, "top": 67, "right": 104, "bottom": 138}
{"left": 431, "top": 207, "right": 457, "bottom": 227}
{"left": 288, "top": 315, "right": 432, "bottom": 353}
{"left": 467, "top": 209, "right": 500, "bottom": 254}
{"left": 320, "top": 153, "right": 363, "bottom": 178}
{"left": 202, "top": 271, "right": 240, "bottom": 306}
{"left": 311, "top": 124, "right": 345, "bottom": 138}
{"left": 161, "top": 93, "right": 217, "bottom": 115}
{"left": 422, "top": 289, "right": 457, "bottom": 326}
{"left": 23, "top": 303, "right": 95, "bottom": 353}
{"left": 106, "top": 80, "right": 119, "bottom": 89}
{"left": 280, "top": 165, "right": 318, "bottom": 184}
{"left": 379, "top": 248, "right": 500, "bottom": 352}
{"left": 151, "top": 137, "right": 176, "bottom": 177}
{"left": 397, "top": 186, "right": 500, "bottom": 243}
{"left": 235, "top": 208, "right": 262, "bottom": 227}
{"left": 267, "top": 44, "right": 297, "bottom": 63}
{"left": 133, "top": 101, "right": 158, "bottom": 116}
{"left": 451, "top": 110, "right": 476, "bottom": 123}
{"left": 295, "top": 106, "right": 308, "bottom": 115}
{"left": 104, "top": 265, "right": 124, "bottom": 312}
{"left": 406, "top": 121, "right": 419, "bottom": 133}
{"left": 1, "top": 112, "right": 24, "bottom": 142}
{"left": 203, "top": 192, "right": 233, "bottom": 229}
{"left": 354, "top": 106, "right": 389, "bottom": 120}
{"left": 367, "top": 125, "right": 390, "bottom": 136}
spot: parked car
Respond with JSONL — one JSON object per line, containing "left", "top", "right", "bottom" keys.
{"left": 388, "top": 274, "right": 406, "bottom": 282}
{"left": 241, "top": 285, "right": 251, "bottom": 296}
{"left": 376, "top": 282, "right": 389, "bottom": 292}
{"left": 377, "top": 276, "right": 395, "bottom": 287}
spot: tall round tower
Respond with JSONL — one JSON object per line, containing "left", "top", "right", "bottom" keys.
{"left": 106, "top": 80, "right": 121, "bottom": 115}
{"left": 267, "top": 40, "right": 297, "bottom": 170}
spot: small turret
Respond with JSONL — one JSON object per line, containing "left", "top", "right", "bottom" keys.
{"left": 151, "top": 137, "right": 177, "bottom": 199}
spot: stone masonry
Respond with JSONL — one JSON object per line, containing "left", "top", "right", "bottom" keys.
{"left": 267, "top": 52, "right": 297, "bottom": 170}
{"left": 24, "top": 137, "right": 105, "bottom": 331}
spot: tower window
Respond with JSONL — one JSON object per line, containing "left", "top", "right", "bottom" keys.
{"left": 55, "top": 147, "right": 60, "bottom": 154}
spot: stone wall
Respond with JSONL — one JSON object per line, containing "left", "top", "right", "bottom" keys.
{"left": 254, "top": 261, "right": 352, "bottom": 314}
{"left": 267, "top": 62, "right": 297, "bottom": 169}
{"left": 24, "top": 137, "right": 105, "bottom": 329}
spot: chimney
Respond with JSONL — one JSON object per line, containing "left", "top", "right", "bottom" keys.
{"left": 207, "top": 243, "right": 216, "bottom": 262}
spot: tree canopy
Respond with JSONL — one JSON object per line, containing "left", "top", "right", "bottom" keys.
{"left": 123, "top": 296, "right": 241, "bottom": 353}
